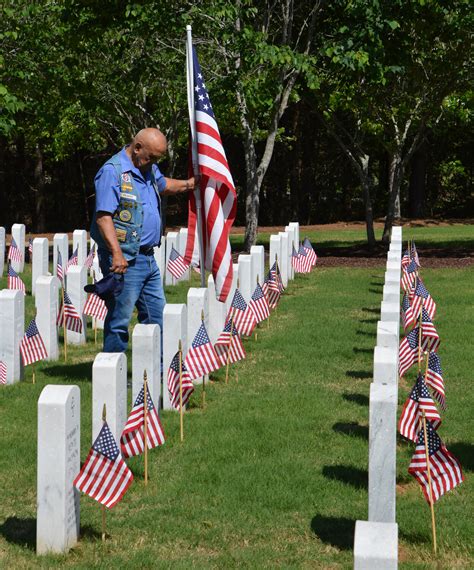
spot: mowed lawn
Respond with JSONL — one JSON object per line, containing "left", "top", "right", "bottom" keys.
{"left": 0, "top": 225, "right": 473, "bottom": 568}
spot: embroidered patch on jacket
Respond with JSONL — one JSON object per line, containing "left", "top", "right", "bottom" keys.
{"left": 115, "top": 228, "right": 127, "bottom": 242}
{"left": 119, "top": 210, "right": 132, "bottom": 222}
{"left": 121, "top": 172, "right": 131, "bottom": 183}
{"left": 120, "top": 192, "right": 136, "bottom": 201}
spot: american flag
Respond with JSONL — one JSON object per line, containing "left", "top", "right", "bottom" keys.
{"left": 83, "top": 292, "right": 108, "bottom": 322}
{"left": 421, "top": 308, "right": 440, "bottom": 352}
{"left": 84, "top": 244, "right": 96, "bottom": 270}
{"left": 28, "top": 237, "right": 33, "bottom": 255}
{"left": 298, "top": 244, "right": 313, "bottom": 273}
{"left": 8, "top": 237, "right": 22, "bottom": 263}
{"left": 120, "top": 384, "right": 165, "bottom": 458}
{"left": 57, "top": 291, "right": 83, "bottom": 333}
{"left": 398, "top": 374, "right": 441, "bottom": 442}
{"left": 0, "top": 361, "right": 6, "bottom": 385}
{"left": 411, "top": 241, "right": 420, "bottom": 267}
{"left": 262, "top": 266, "right": 281, "bottom": 309}
{"left": 66, "top": 247, "right": 78, "bottom": 273}
{"left": 214, "top": 317, "right": 246, "bottom": 366}
{"left": 401, "top": 247, "right": 410, "bottom": 268}
{"left": 249, "top": 282, "right": 270, "bottom": 324}
{"left": 291, "top": 246, "right": 303, "bottom": 274}
{"left": 408, "top": 421, "right": 463, "bottom": 504}
{"left": 425, "top": 352, "right": 446, "bottom": 410}
{"left": 399, "top": 327, "right": 428, "bottom": 377}
{"left": 56, "top": 249, "right": 64, "bottom": 283}
{"left": 167, "top": 245, "right": 189, "bottom": 280}
{"left": 226, "top": 288, "right": 257, "bottom": 337}
{"left": 7, "top": 264, "right": 26, "bottom": 294}
{"left": 184, "top": 45, "right": 236, "bottom": 302}
{"left": 20, "top": 318, "right": 48, "bottom": 366}
{"left": 184, "top": 321, "right": 221, "bottom": 380}
{"left": 401, "top": 293, "right": 415, "bottom": 331}
{"left": 74, "top": 421, "right": 133, "bottom": 509}
{"left": 411, "top": 279, "right": 436, "bottom": 321}
{"left": 272, "top": 260, "right": 285, "bottom": 292}
{"left": 401, "top": 260, "right": 418, "bottom": 293}
{"left": 303, "top": 237, "right": 318, "bottom": 266}
{"left": 167, "top": 351, "right": 194, "bottom": 410}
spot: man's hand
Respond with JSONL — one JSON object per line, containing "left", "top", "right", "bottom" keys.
{"left": 110, "top": 251, "right": 128, "bottom": 274}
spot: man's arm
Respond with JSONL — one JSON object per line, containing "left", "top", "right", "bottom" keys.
{"left": 95, "top": 212, "right": 129, "bottom": 274}
{"left": 162, "top": 176, "right": 196, "bottom": 196}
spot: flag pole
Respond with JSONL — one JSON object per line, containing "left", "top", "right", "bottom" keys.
{"left": 200, "top": 309, "right": 206, "bottom": 408}
{"left": 225, "top": 313, "right": 235, "bottom": 384}
{"left": 32, "top": 363, "right": 35, "bottom": 385}
{"left": 92, "top": 269, "right": 98, "bottom": 346}
{"left": 179, "top": 340, "right": 184, "bottom": 442}
{"left": 143, "top": 370, "right": 148, "bottom": 485}
{"left": 186, "top": 24, "right": 206, "bottom": 288}
{"left": 61, "top": 285, "right": 68, "bottom": 362}
{"left": 417, "top": 298, "right": 423, "bottom": 372}
{"left": 421, "top": 410, "right": 437, "bottom": 554}
{"left": 101, "top": 403, "right": 107, "bottom": 542}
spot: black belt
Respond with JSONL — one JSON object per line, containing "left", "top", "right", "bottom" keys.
{"left": 139, "top": 246, "right": 155, "bottom": 256}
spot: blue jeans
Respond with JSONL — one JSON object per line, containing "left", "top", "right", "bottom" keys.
{"left": 98, "top": 249, "right": 166, "bottom": 353}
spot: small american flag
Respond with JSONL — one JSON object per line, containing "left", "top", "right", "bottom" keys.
{"left": 120, "top": 384, "right": 165, "bottom": 458}
{"left": 167, "top": 351, "right": 194, "bottom": 410}
{"left": 399, "top": 327, "right": 428, "bottom": 377}
{"left": 74, "top": 421, "right": 133, "bottom": 509}
{"left": 298, "top": 244, "right": 313, "bottom": 273}
{"left": 28, "top": 237, "right": 33, "bottom": 255}
{"left": 408, "top": 421, "right": 463, "bottom": 504}
{"left": 411, "top": 241, "right": 420, "bottom": 267}
{"left": 83, "top": 291, "right": 108, "bottom": 321}
{"left": 56, "top": 249, "right": 64, "bottom": 283}
{"left": 167, "top": 245, "right": 189, "bottom": 280}
{"left": 262, "top": 267, "right": 281, "bottom": 309}
{"left": 249, "top": 282, "right": 270, "bottom": 324}
{"left": 425, "top": 352, "right": 446, "bottom": 410}
{"left": 8, "top": 237, "right": 23, "bottom": 264}
{"left": 272, "top": 260, "right": 285, "bottom": 292}
{"left": 66, "top": 248, "right": 78, "bottom": 273}
{"left": 84, "top": 244, "right": 96, "bottom": 270}
{"left": 303, "top": 237, "right": 317, "bottom": 266}
{"left": 214, "top": 317, "right": 246, "bottom": 366}
{"left": 57, "top": 292, "right": 83, "bottom": 333}
{"left": 421, "top": 308, "right": 440, "bottom": 352}
{"left": 401, "top": 260, "right": 418, "bottom": 294}
{"left": 398, "top": 374, "right": 441, "bottom": 442}
{"left": 0, "top": 361, "right": 6, "bottom": 385}
{"left": 291, "top": 246, "right": 303, "bottom": 273}
{"left": 401, "top": 294, "right": 415, "bottom": 331}
{"left": 401, "top": 247, "right": 410, "bottom": 268}
{"left": 20, "top": 318, "right": 48, "bottom": 366}
{"left": 7, "top": 264, "right": 26, "bottom": 294}
{"left": 184, "top": 321, "right": 221, "bottom": 381}
{"left": 411, "top": 279, "right": 436, "bottom": 321}
{"left": 226, "top": 288, "right": 257, "bottom": 337}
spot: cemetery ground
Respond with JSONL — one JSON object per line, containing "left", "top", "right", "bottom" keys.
{"left": 0, "top": 224, "right": 473, "bottom": 568}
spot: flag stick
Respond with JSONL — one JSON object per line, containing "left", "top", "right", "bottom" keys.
{"left": 186, "top": 24, "right": 206, "bottom": 288}
{"left": 179, "top": 340, "right": 184, "bottom": 442}
{"left": 200, "top": 310, "right": 206, "bottom": 407}
{"left": 61, "top": 285, "right": 68, "bottom": 362}
{"left": 101, "top": 403, "right": 107, "bottom": 542}
{"left": 225, "top": 314, "right": 235, "bottom": 384}
{"left": 417, "top": 298, "right": 423, "bottom": 372}
{"left": 94, "top": 319, "right": 98, "bottom": 347}
{"left": 422, "top": 411, "right": 437, "bottom": 554}
{"left": 143, "top": 370, "right": 148, "bottom": 485}
{"left": 32, "top": 363, "right": 35, "bottom": 385}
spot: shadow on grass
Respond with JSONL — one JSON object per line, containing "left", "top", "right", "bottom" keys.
{"left": 80, "top": 525, "right": 105, "bottom": 542}
{"left": 353, "top": 347, "right": 373, "bottom": 354}
{"left": 346, "top": 370, "right": 372, "bottom": 379}
{"left": 368, "top": 288, "right": 382, "bottom": 294}
{"left": 322, "top": 465, "right": 368, "bottom": 490}
{"left": 333, "top": 422, "right": 368, "bottom": 440}
{"left": 342, "top": 393, "right": 369, "bottom": 406}
{"left": 356, "top": 330, "right": 376, "bottom": 337}
{"left": 399, "top": 529, "right": 430, "bottom": 545}
{"left": 43, "top": 361, "right": 93, "bottom": 381}
{"left": 362, "top": 307, "right": 380, "bottom": 314}
{"left": 449, "top": 442, "right": 474, "bottom": 472}
{"left": 0, "top": 516, "right": 36, "bottom": 549}
{"left": 359, "top": 318, "right": 379, "bottom": 324}
{"left": 310, "top": 515, "right": 355, "bottom": 551}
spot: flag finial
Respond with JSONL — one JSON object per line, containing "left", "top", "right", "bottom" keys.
{"left": 102, "top": 404, "right": 106, "bottom": 422}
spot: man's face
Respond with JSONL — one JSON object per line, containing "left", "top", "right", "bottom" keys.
{"left": 133, "top": 139, "right": 167, "bottom": 173}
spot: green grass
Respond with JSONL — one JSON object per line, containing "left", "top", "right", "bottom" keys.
{"left": 0, "top": 227, "right": 473, "bottom": 568}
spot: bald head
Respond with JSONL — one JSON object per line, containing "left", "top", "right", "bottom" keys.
{"left": 127, "top": 128, "right": 168, "bottom": 173}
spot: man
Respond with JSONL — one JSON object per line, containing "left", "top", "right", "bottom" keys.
{"left": 90, "top": 128, "right": 194, "bottom": 352}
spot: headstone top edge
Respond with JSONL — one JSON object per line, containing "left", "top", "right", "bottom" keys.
{"left": 93, "top": 352, "right": 126, "bottom": 365}
{"left": 38, "top": 384, "right": 80, "bottom": 405}
{"left": 132, "top": 323, "right": 159, "bottom": 337}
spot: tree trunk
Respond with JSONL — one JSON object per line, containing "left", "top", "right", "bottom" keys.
{"left": 408, "top": 143, "right": 427, "bottom": 218}
{"left": 360, "top": 154, "right": 376, "bottom": 249}
{"left": 242, "top": 129, "right": 259, "bottom": 252}
{"left": 382, "top": 152, "right": 404, "bottom": 242}
{"left": 34, "top": 144, "right": 46, "bottom": 232}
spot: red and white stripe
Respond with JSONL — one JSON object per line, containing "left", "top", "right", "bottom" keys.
{"left": 0, "top": 361, "right": 6, "bottom": 385}
{"left": 8, "top": 239, "right": 23, "bottom": 263}
{"left": 120, "top": 400, "right": 165, "bottom": 458}
{"left": 83, "top": 293, "right": 108, "bottom": 321}
{"left": 57, "top": 294, "right": 83, "bottom": 333}
{"left": 184, "top": 342, "right": 220, "bottom": 381}
{"left": 214, "top": 329, "right": 246, "bottom": 367}
{"left": 167, "top": 356, "right": 194, "bottom": 410}
{"left": 20, "top": 333, "right": 48, "bottom": 366}
{"left": 248, "top": 287, "right": 270, "bottom": 324}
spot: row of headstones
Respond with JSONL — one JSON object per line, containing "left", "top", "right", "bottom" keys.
{"left": 36, "top": 222, "right": 301, "bottom": 554}
{"left": 354, "top": 226, "right": 402, "bottom": 570}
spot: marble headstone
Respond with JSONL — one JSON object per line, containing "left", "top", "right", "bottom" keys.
{"left": 154, "top": 243, "right": 166, "bottom": 280}
{"left": 32, "top": 237, "right": 49, "bottom": 296}
{"left": 269, "top": 235, "right": 282, "bottom": 276}
{"left": 11, "top": 223, "right": 25, "bottom": 273}
{"left": 178, "top": 228, "right": 190, "bottom": 281}
{"left": 0, "top": 289, "right": 24, "bottom": 383}
{"left": 165, "top": 231, "right": 179, "bottom": 285}
{"left": 187, "top": 287, "right": 209, "bottom": 385}
{"left": 250, "top": 245, "right": 265, "bottom": 286}
{"left": 162, "top": 303, "right": 187, "bottom": 410}
{"left": 238, "top": 254, "right": 253, "bottom": 303}
{"left": 373, "top": 346, "right": 398, "bottom": 385}
{"left": 376, "top": 321, "right": 399, "bottom": 350}
{"left": 285, "top": 225, "right": 297, "bottom": 280}
{"left": 132, "top": 324, "right": 161, "bottom": 407}
{"left": 278, "top": 231, "right": 289, "bottom": 288}
{"left": 66, "top": 266, "right": 87, "bottom": 345}
{"left": 0, "top": 226, "right": 5, "bottom": 277}
{"left": 72, "top": 229, "right": 88, "bottom": 266}
{"left": 289, "top": 221, "right": 300, "bottom": 251}
{"left": 354, "top": 520, "right": 398, "bottom": 569}
{"left": 207, "top": 275, "right": 227, "bottom": 344}
{"left": 35, "top": 276, "right": 59, "bottom": 360}
{"left": 53, "top": 234, "right": 69, "bottom": 288}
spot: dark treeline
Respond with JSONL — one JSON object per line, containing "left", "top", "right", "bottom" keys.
{"left": 0, "top": 1, "right": 472, "bottom": 246}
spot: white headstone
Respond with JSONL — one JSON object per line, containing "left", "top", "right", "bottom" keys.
{"left": 285, "top": 225, "right": 297, "bottom": 280}
{"left": 238, "top": 254, "right": 253, "bottom": 303}
{"left": 384, "top": 271, "right": 399, "bottom": 287}
{"left": 132, "top": 324, "right": 161, "bottom": 407}
{"left": 36, "top": 276, "right": 60, "bottom": 360}
{"left": 66, "top": 265, "right": 87, "bottom": 345}
{"left": 154, "top": 243, "right": 166, "bottom": 280}
{"left": 92, "top": 352, "right": 127, "bottom": 443}
{"left": 72, "top": 229, "right": 88, "bottom": 266}
{"left": 0, "top": 289, "right": 24, "bottom": 383}
{"left": 354, "top": 521, "right": 398, "bottom": 569}
{"left": 386, "top": 261, "right": 400, "bottom": 278}
{"left": 289, "top": 222, "right": 300, "bottom": 250}
{"left": 178, "top": 228, "right": 190, "bottom": 281}
{"left": 368, "top": 382, "right": 397, "bottom": 523}
{"left": 53, "top": 234, "right": 69, "bottom": 287}
{"left": 32, "top": 237, "right": 49, "bottom": 296}
{"left": 165, "top": 231, "right": 179, "bottom": 285}
{"left": 11, "top": 223, "right": 25, "bottom": 272}
{"left": 382, "top": 284, "right": 400, "bottom": 304}
{"left": 225, "top": 263, "right": 239, "bottom": 314}
{"left": 0, "top": 226, "right": 5, "bottom": 277}
{"left": 250, "top": 245, "right": 265, "bottom": 286}
{"left": 37, "top": 385, "right": 80, "bottom": 555}
{"left": 187, "top": 287, "right": 209, "bottom": 385}
{"left": 391, "top": 226, "right": 402, "bottom": 241}
{"left": 207, "top": 275, "right": 227, "bottom": 344}
{"left": 380, "top": 301, "right": 400, "bottom": 329}
{"left": 269, "top": 235, "right": 282, "bottom": 277}
{"left": 376, "top": 321, "right": 399, "bottom": 350}
{"left": 373, "top": 346, "right": 398, "bottom": 385}
{"left": 386, "top": 251, "right": 400, "bottom": 264}
{"left": 162, "top": 304, "right": 187, "bottom": 410}
{"left": 278, "top": 231, "right": 289, "bottom": 287}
